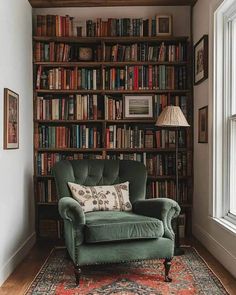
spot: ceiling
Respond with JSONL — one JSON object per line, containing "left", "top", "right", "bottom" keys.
{"left": 29, "top": 0, "right": 198, "bottom": 8}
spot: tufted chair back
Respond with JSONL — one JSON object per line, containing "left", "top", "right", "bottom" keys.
{"left": 52, "top": 159, "right": 147, "bottom": 204}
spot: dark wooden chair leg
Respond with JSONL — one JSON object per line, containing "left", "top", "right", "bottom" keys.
{"left": 164, "top": 258, "right": 172, "bottom": 282}
{"left": 74, "top": 264, "right": 82, "bottom": 286}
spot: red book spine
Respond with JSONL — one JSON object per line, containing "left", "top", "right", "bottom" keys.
{"left": 148, "top": 65, "right": 152, "bottom": 89}
{"left": 134, "top": 66, "right": 138, "bottom": 90}
{"left": 36, "top": 15, "right": 42, "bottom": 36}
{"left": 106, "top": 128, "right": 110, "bottom": 148}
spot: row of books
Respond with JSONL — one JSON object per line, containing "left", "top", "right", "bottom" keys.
{"left": 36, "top": 95, "right": 101, "bottom": 121}
{"left": 34, "top": 41, "right": 187, "bottom": 63}
{"left": 35, "top": 94, "right": 187, "bottom": 122}
{"left": 35, "top": 15, "right": 170, "bottom": 37}
{"left": 104, "top": 96, "right": 122, "bottom": 120}
{"left": 36, "top": 153, "right": 103, "bottom": 176}
{"left": 106, "top": 152, "right": 189, "bottom": 176}
{"left": 146, "top": 180, "right": 188, "bottom": 202}
{"left": 102, "top": 66, "right": 187, "bottom": 90}
{"left": 105, "top": 125, "right": 187, "bottom": 149}
{"left": 35, "top": 125, "right": 102, "bottom": 149}
{"left": 34, "top": 42, "right": 102, "bottom": 62}
{"left": 37, "top": 179, "right": 57, "bottom": 202}
{"left": 35, "top": 123, "right": 187, "bottom": 149}
{"left": 86, "top": 17, "right": 167, "bottom": 37}
{"left": 36, "top": 66, "right": 101, "bottom": 90}
{"left": 37, "top": 177, "right": 189, "bottom": 204}
{"left": 36, "top": 65, "right": 187, "bottom": 90}
{"left": 146, "top": 153, "right": 188, "bottom": 176}
{"left": 39, "top": 219, "right": 63, "bottom": 239}
{"left": 36, "top": 15, "right": 74, "bottom": 37}
{"left": 156, "top": 94, "right": 187, "bottom": 118}
{"left": 36, "top": 151, "right": 191, "bottom": 177}
{"left": 105, "top": 42, "right": 187, "bottom": 63}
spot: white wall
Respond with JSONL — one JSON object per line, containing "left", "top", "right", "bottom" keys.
{"left": 33, "top": 6, "right": 191, "bottom": 37}
{"left": 0, "top": 0, "right": 34, "bottom": 286}
{"left": 193, "top": 0, "right": 236, "bottom": 278}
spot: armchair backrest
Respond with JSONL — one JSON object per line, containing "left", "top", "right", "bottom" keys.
{"left": 52, "top": 159, "right": 147, "bottom": 204}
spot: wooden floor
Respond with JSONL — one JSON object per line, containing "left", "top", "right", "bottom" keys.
{"left": 0, "top": 239, "right": 235, "bottom": 295}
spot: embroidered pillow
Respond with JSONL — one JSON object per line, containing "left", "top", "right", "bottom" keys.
{"left": 67, "top": 181, "right": 132, "bottom": 213}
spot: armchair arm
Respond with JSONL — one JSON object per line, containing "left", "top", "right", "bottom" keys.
{"left": 133, "top": 198, "right": 181, "bottom": 240}
{"left": 59, "top": 197, "right": 85, "bottom": 226}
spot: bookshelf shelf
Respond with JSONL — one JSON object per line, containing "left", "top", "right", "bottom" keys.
{"left": 35, "top": 119, "right": 105, "bottom": 124}
{"left": 34, "top": 61, "right": 188, "bottom": 67}
{"left": 36, "top": 147, "right": 188, "bottom": 152}
{"left": 33, "top": 36, "right": 189, "bottom": 43}
{"left": 36, "top": 89, "right": 191, "bottom": 94}
{"left": 33, "top": 14, "right": 193, "bottom": 241}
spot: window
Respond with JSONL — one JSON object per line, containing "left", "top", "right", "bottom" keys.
{"left": 214, "top": 0, "right": 236, "bottom": 227}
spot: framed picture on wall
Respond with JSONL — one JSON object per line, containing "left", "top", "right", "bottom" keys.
{"left": 123, "top": 95, "right": 153, "bottom": 119}
{"left": 4, "top": 88, "right": 19, "bottom": 149}
{"left": 194, "top": 35, "right": 208, "bottom": 85}
{"left": 155, "top": 15, "right": 172, "bottom": 36}
{"left": 198, "top": 106, "right": 208, "bottom": 143}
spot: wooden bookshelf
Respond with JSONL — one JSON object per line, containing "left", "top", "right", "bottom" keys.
{"left": 33, "top": 14, "right": 193, "bottom": 241}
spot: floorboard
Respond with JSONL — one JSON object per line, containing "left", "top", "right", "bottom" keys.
{"left": 0, "top": 239, "right": 235, "bottom": 295}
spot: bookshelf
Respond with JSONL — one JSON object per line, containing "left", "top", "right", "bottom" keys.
{"left": 33, "top": 14, "right": 193, "bottom": 241}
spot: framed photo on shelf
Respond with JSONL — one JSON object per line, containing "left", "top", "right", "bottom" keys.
{"left": 123, "top": 95, "right": 153, "bottom": 119}
{"left": 194, "top": 35, "right": 208, "bottom": 85}
{"left": 155, "top": 15, "right": 172, "bottom": 36}
{"left": 3, "top": 88, "right": 19, "bottom": 149}
{"left": 198, "top": 106, "right": 208, "bottom": 143}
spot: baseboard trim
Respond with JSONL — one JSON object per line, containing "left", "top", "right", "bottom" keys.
{"left": 0, "top": 231, "right": 36, "bottom": 286}
{"left": 193, "top": 223, "right": 236, "bottom": 278}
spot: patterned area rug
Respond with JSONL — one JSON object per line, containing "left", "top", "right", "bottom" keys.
{"left": 25, "top": 247, "right": 228, "bottom": 295}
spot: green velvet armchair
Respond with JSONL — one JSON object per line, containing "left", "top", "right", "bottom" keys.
{"left": 52, "top": 159, "right": 180, "bottom": 285}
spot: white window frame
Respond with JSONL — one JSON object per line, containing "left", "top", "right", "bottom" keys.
{"left": 213, "top": 0, "right": 236, "bottom": 230}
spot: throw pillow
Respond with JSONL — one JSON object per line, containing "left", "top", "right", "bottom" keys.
{"left": 67, "top": 181, "right": 132, "bottom": 213}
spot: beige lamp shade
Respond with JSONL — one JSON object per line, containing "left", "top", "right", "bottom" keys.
{"left": 155, "top": 106, "right": 190, "bottom": 127}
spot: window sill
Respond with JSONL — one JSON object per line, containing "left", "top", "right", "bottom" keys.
{"left": 211, "top": 217, "right": 236, "bottom": 236}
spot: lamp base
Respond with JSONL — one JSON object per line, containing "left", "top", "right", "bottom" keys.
{"left": 174, "top": 247, "right": 185, "bottom": 256}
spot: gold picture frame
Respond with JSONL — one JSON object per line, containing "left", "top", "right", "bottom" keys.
{"left": 156, "top": 15, "right": 172, "bottom": 36}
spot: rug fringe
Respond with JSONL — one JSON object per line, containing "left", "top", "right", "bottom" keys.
{"left": 191, "top": 247, "right": 230, "bottom": 295}
{"left": 23, "top": 248, "right": 54, "bottom": 295}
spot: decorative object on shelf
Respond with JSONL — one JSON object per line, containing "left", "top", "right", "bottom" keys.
{"left": 3, "top": 88, "right": 19, "bottom": 149}
{"left": 78, "top": 47, "right": 93, "bottom": 61}
{"left": 124, "top": 95, "right": 153, "bottom": 119}
{"left": 194, "top": 35, "right": 208, "bottom": 85}
{"left": 156, "top": 105, "right": 190, "bottom": 255}
{"left": 198, "top": 105, "right": 208, "bottom": 143}
{"left": 155, "top": 15, "right": 172, "bottom": 36}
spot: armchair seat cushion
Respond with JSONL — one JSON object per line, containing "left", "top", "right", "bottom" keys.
{"left": 84, "top": 211, "right": 164, "bottom": 243}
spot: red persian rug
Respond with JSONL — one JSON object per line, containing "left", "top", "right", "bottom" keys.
{"left": 25, "top": 247, "right": 228, "bottom": 295}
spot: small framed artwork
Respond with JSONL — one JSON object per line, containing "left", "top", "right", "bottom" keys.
{"left": 198, "top": 106, "right": 208, "bottom": 143}
{"left": 4, "top": 88, "right": 19, "bottom": 149}
{"left": 194, "top": 35, "right": 208, "bottom": 85}
{"left": 123, "top": 95, "right": 153, "bottom": 119}
{"left": 156, "top": 15, "right": 172, "bottom": 36}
